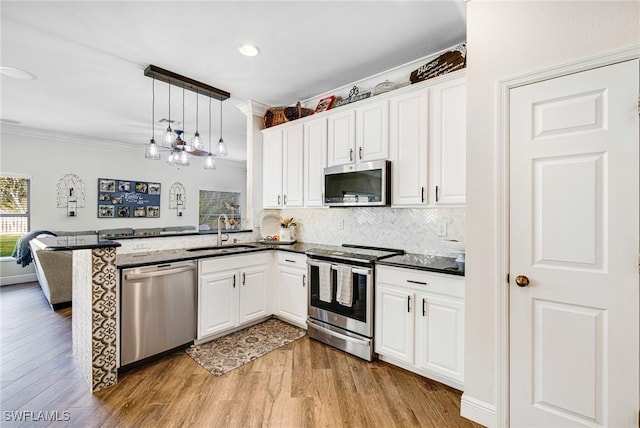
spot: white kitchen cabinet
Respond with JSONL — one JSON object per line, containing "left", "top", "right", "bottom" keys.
{"left": 356, "top": 100, "right": 389, "bottom": 162}
{"left": 375, "top": 265, "right": 465, "bottom": 389}
{"left": 428, "top": 76, "right": 466, "bottom": 205}
{"left": 327, "top": 100, "right": 389, "bottom": 167}
{"left": 389, "top": 88, "right": 429, "bottom": 205}
{"left": 390, "top": 72, "right": 466, "bottom": 207}
{"left": 274, "top": 252, "right": 307, "bottom": 328}
{"left": 262, "top": 124, "right": 304, "bottom": 208}
{"left": 263, "top": 128, "right": 283, "bottom": 208}
{"left": 304, "top": 117, "right": 327, "bottom": 207}
{"left": 198, "top": 253, "right": 270, "bottom": 340}
{"left": 375, "top": 284, "right": 414, "bottom": 364}
{"left": 327, "top": 110, "right": 355, "bottom": 167}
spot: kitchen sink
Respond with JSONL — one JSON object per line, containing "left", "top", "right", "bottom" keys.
{"left": 185, "top": 244, "right": 258, "bottom": 253}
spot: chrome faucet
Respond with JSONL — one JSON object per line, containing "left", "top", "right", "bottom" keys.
{"left": 217, "top": 213, "right": 229, "bottom": 246}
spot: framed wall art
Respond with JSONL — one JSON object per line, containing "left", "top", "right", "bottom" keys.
{"left": 97, "top": 178, "right": 161, "bottom": 218}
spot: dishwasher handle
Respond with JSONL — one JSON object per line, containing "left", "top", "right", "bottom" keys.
{"left": 124, "top": 264, "right": 195, "bottom": 281}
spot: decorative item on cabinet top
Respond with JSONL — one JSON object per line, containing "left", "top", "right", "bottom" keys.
{"left": 314, "top": 95, "right": 336, "bottom": 113}
{"left": 333, "top": 85, "right": 371, "bottom": 108}
{"left": 263, "top": 101, "right": 315, "bottom": 128}
{"left": 410, "top": 42, "right": 466, "bottom": 84}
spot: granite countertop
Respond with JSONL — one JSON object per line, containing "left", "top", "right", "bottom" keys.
{"left": 36, "top": 234, "right": 121, "bottom": 251}
{"left": 378, "top": 254, "right": 465, "bottom": 276}
{"left": 116, "top": 241, "right": 345, "bottom": 268}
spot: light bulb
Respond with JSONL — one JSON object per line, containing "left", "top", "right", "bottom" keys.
{"left": 145, "top": 139, "right": 160, "bottom": 160}
{"left": 163, "top": 127, "right": 176, "bottom": 145}
{"left": 166, "top": 150, "right": 176, "bottom": 164}
{"left": 204, "top": 153, "right": 216, "bottom": 170}
{"left": 216, "top": 138, "right": 228, "bottom": 157}
{"left": 179, "top": 149, "right": 190, "bottom": 166}
{"left": 191, "top": 132, "right": 203, "bottom": 150}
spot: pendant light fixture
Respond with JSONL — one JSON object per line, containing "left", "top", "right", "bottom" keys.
{"left": 191, "top": 89, "right": 203, "bottom": 150}
{"left": 162, "top": 78, "right": 177, "bottom": 146}
{"left": 143, "top": 64, "right": 230, "bottom": 168}
{"left": 216, "top": 97, "right": 228, "bottom": 157}
{"left": 145, "top": 76, "right": 160, "bottom": 160}
{"left": 204, "top": 96, "right": 216, "bottom": 170}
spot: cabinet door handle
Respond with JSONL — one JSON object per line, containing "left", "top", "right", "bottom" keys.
{"left": 407, "top": 296, "right": 412, "bottom": 313}
{"left": 278, "top": 194, "right": 281, "bottom": 205}
{"left": 422, "top": 298, "right": 426, "bottom": 317}
{"left": 407, "top": 279, "right": 428, "bottom": 286}
{"left": 233, "top": 275, "right": 236, "bottom": 288}
{"left": 284, "top": 259, "right": 296, "bottom": 263}
{"left": 303, "top": 274, "right": 306, "bottom": 287}
{"left": 242, "top": 272, "right": 246, "bottom": 286}
{"left": 359, "top": 146, "right": 363, "bottom": 160}
{"left": 421, "top": 186, "right": 425, "bottom": 203}
{"left": 349, "top": 148, "right": 353, "bottom": 162}
{"left": 435, "top": 185, "right": 439, "bottom": 202}
{"left": 284, "top": 194, "right": 287, "bottom": 205}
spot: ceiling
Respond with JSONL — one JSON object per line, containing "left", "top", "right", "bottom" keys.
{"left": 0, "top": 1, "right": 466, "bottom": 162}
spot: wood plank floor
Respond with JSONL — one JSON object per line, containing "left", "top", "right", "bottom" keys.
{"left": 1, "top": 282, "right": 483, "bottom": 428}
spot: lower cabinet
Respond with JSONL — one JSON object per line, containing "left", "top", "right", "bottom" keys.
{"left": 375, "top": 265, "right": 465, "bottom": 389}
{"left": 274, "top": 252, "right": 308, "bottom": 328}
{"left": 198, "top": 253, "right": 269, "bottom": 340}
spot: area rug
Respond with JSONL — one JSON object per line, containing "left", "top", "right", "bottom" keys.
{"left": 186, "top": 318, "right": 306, "bottom": 376}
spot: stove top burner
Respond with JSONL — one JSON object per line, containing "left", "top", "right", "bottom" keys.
{"left": 306, "top": 244, "right": 403, "bottom": 264}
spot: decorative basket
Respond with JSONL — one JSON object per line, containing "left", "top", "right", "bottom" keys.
{"left": 263, "top": 101, "right": 314, "bottom": 128}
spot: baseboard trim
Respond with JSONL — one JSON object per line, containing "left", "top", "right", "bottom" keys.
{"left": 0, "top": 273, "right": 37, "bottom": 286}
{"left": 460, "top": 394, "right": 496, "bottom": 428}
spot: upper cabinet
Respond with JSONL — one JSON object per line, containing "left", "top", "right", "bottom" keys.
{"left": 390, "top": 73, "right": 466, "bottom": 207}
{"left": 428, "top": 76, "right": 466, "bottom": 205}
{"left": 304, "top": 117, "right": 327, "bottom": 207}
{"left": 262, "top": 124, "right": 304, "bottom": 208}
{"left": 327, "top": 99, "right": 389, "bottom": 167}
{"left": 262, "top": 70, "right": 466, "bottom": 209}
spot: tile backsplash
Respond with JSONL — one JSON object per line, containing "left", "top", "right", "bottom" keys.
{"left": 263, "top": 207, "right": 465, "bottom": 256}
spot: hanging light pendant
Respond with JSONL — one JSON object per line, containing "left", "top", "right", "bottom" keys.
{"left": 216, "top": 97, "right": 228, "bottom": 157}
{"left": 145, "top": 76, "right": 160, "bottom": 160}
{"left": 162, "top": 79, "right": 177, "bottom": 146}
{"left": 191, "top": 89, "right": 203, "bottom": 151}
{"left": 204, "top": 96, "right": 216, "bottom": 170}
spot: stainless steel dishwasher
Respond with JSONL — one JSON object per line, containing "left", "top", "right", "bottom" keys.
{"left": 120, "top": 261, "right": 196, "bottom": 366}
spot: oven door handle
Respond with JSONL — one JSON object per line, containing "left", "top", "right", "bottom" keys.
{"left": 309, "top": 321, "right": 371, "bottom": 345}
{"left": 328, "top": 265, "right": 372, "bottom": 276}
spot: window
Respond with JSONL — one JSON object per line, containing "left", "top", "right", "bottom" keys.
{"left": 199, "top": 190, "right": 242, "bottom": 231}
{"left": 0, "top": 177, "right": 30, "bottom": 257}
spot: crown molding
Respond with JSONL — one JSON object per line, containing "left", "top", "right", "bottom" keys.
{"left": 236, "top": 100, "right": 270, "bottom": 118}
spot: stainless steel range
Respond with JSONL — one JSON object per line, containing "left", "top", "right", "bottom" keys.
{"left": 306, "top": 244, "right": 403, "bottom": 361}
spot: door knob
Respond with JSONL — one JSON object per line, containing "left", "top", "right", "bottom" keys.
{"left": 515, "top": 275, "right": 530, "bottom": 287}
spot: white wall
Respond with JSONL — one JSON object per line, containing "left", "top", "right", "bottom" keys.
{"left": 464, "top": 1, "right": 639, "bottom": 425}
{"left": 0, "top": 128, "right": 247, "bottom": 279}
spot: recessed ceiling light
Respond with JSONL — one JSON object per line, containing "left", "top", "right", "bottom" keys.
{"left": 0, "top": 67, "right": 38, "bottom": 80}
{"left": 238, "top": 44, "right": 260, "bottom": 57}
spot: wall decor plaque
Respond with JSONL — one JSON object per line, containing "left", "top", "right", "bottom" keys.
{"left": 97, "top": 178, "right": 160, "bottom": 218}
{"left": 410, "top": 43, "right": 467, "bottom": 84}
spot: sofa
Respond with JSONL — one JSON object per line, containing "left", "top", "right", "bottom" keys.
{"left": 29, "top": 230, "right": 95, "bottom": 310}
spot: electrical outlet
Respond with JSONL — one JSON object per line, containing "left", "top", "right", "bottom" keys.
{"left": 438, "top": 220, "right": 448, "bottom": 237}
{"left": 337, "top": 219, "right": 344, "bottom": 230}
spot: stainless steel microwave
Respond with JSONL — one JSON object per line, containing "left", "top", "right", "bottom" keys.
{"left": 323, "top": 160, "right": 391, "bottom": 207}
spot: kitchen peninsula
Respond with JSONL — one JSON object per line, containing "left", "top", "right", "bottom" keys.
{"left": 33, "top": 229, "right": 463, "bottom": 392}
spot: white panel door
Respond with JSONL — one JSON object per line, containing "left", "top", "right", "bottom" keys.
{"left": 356, "top": 100, "right": 389, "bottom": 162}
{"left": 239, "top": 265, "right": 268, "bottom": 325}
{"left": 262, "top": 129, "right": 283, "bottom": 208}
{"left": 282, "top": 124, "right": 304, "bottom": 207}
{"left": 198, "top": 270, "right": 237, "bottom": 338}
{"left": 374, "top": 284, "right": 414, "bottom": 364}
{"left": 415, "top": 294, "right": 464, "bottom": 383}
{"left": 389, "top": 88, "right": 429, "bottom": 205}
{"left": 277, "top": 266, "right": 307, "bottom": 326}
{"left": 429, "top": 76, "right": 466, "bottom": 205}
{"left": 327, "top": 110, "right": 356, "bottom": 166}
{"left": 304, "top": 117, "right": 327, "bottom": 207}
{"left": 509, "top": 60, "right": 639, "bottom": 427}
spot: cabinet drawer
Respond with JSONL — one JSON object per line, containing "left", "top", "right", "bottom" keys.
{"left": 376, "top": 265, "right": 464, "bottom": 298}
{"left": 200, "top": 252, "right": 269, "bottom": 274}
{"left": 277, "top": 252, "right": 307, "bottom": 268}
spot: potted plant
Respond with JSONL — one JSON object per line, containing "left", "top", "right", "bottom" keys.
{"left": 279, "top": 217, "right": 297, "bottom": 241}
